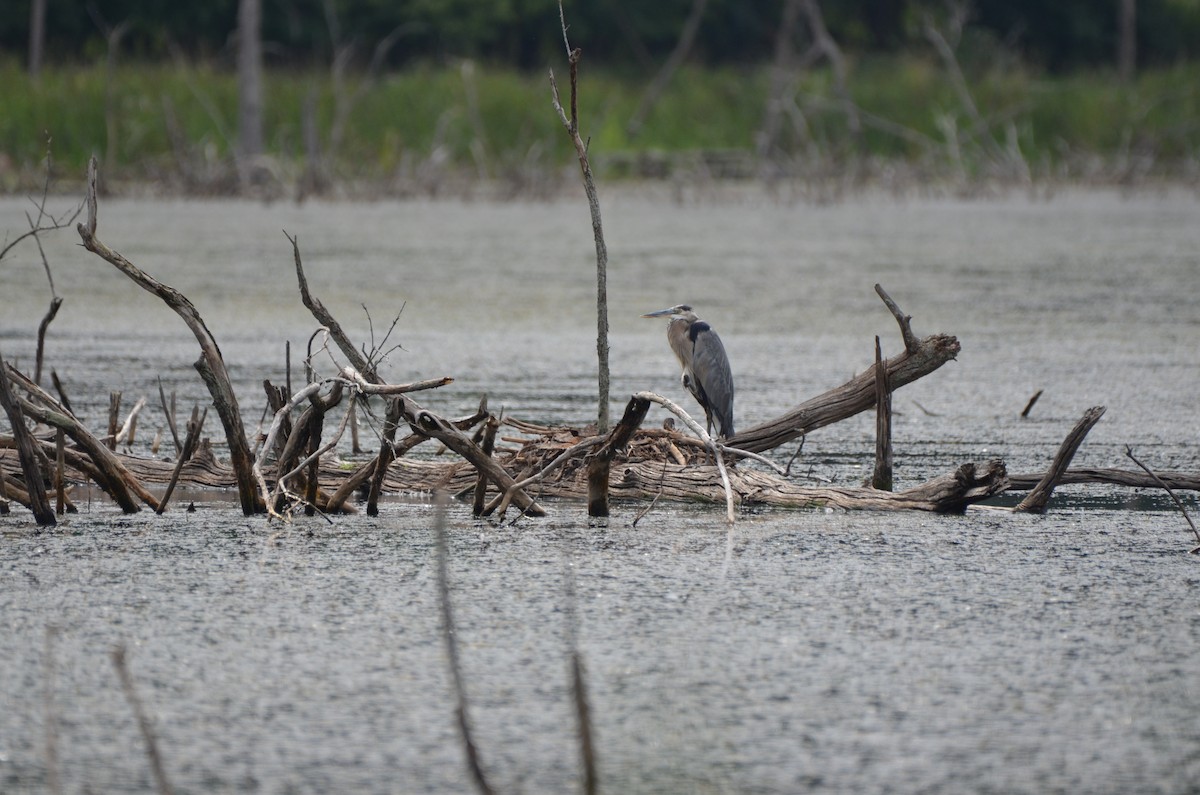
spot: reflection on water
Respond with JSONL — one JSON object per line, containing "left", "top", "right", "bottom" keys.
{"left": 2, "top": 188, "right": 1199, "bottom": 793}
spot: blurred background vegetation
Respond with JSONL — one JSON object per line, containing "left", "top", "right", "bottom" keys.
{"left": 2, "top": 0, "right": 1198, "bottom": 195}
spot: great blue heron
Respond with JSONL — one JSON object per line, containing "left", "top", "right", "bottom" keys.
{"left": 642, "top": 304, "right": 735, "bottom": 439}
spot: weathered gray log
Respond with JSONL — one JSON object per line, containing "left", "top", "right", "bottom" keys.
{"left": 730, "top": 286, "right": 959, "bottom": 454}
{"left": 1015, "top": 406, "right": 1106, "bottom": 513}
{"left": 1007, "top": 468, "right": 1200, "bottom": 492}
{"left": 0, "top": 350, "right": 55, "bottom": 525}
{"left": 608, "top": 458, "right": 1009, "bottom": 513}
{"left": 78, "top": 157, "right": 261, "bottom": 515}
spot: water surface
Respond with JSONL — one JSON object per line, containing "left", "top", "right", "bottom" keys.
{"left": 2, "top": 187, "right": 1199, "bottom": 793}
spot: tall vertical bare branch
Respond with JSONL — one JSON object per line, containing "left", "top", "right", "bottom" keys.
{"left": 550, "top": 1, "right": 610, "bottom": 434}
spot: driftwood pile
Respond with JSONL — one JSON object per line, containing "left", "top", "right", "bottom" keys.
{"left": 2, "top": 159, "right": 1199, "bottom": 545}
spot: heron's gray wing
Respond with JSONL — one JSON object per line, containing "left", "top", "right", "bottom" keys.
{"left": 690, "top": 325, "right": 735, "bottom": 437}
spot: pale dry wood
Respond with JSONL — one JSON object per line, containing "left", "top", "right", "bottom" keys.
{"left": 114, "top": 396, "right": 146, "bottom": 446}
{"left": 633, "top": 391, "right": 736, "bottom": 521}
{"left": 254, "top": 380, "right": 324, "bottom": 518}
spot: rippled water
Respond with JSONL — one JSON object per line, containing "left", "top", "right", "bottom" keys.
{"left": 2, "top": 187, "right": 1199, "bottom": 793}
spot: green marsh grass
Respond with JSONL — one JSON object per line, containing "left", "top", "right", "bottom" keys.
{"left": 1, "top": 55, "right": 1196, "bottom": 191}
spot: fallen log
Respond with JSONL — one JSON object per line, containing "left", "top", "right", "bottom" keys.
{"left": 1007, "top": 468, "right": 1200, "bottom": 492}
{"left": 608, "top": 458, "right": 1009, "bottom": 513}
{"left": 729, "top": 285, "right": 960, "bottom": 454}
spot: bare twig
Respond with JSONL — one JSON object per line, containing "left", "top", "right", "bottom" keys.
{"left": 562, "top": 560, "right": 597, "bottom": 794}
{"left": 634, "top": 391, "right": 735, "bottom": 522}
{"left": 157, "top": 378, "right": 182, "bottom": 454}
{"left": 630, "top": 461, "right": 669, "bottom": 527}
{"left": 1021, "top": 390, "right": 1043, "bottom": 418}
{"left": 1124, "top": 446, "right": 1200, "bottom": 551}
{"left": 157, "top": 406, "right": 206, "bottom": 515}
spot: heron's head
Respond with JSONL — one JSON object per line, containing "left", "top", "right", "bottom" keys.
{"left": 641, "top": 304, "right": 696, "bottom": 321}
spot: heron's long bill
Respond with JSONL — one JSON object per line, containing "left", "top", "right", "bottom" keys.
{"left": 641, "top": 308, "right": 676, "bottom": 318}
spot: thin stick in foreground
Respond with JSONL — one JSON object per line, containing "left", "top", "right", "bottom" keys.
{"left": 111, "top": 645, "right": 174, "bottom": 795}
{"left": 434, "top": 492, "right": 496, "bottom": 795}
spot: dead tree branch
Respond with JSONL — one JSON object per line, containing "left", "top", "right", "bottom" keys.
{"left": 0, "top": 350, "right": 54, "bottom": 525}
{"left": 1015, "top": 406, "right": 1106, "bottom": 513}
{"left": 731, "top": 287, "right": 958, "bottom": 453}
{"left": 77, "top": 158, "right": 261, "bottom": 514}
{"left": 1124, "top": 446, "right": 1199, "bottom": 552}
{"left": 551, "top": 1, "right": 610, "bottom": 433}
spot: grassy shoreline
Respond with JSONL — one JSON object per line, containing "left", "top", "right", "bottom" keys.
{"left": 2, "top": 57, "right": 1197, "bottom": 195}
